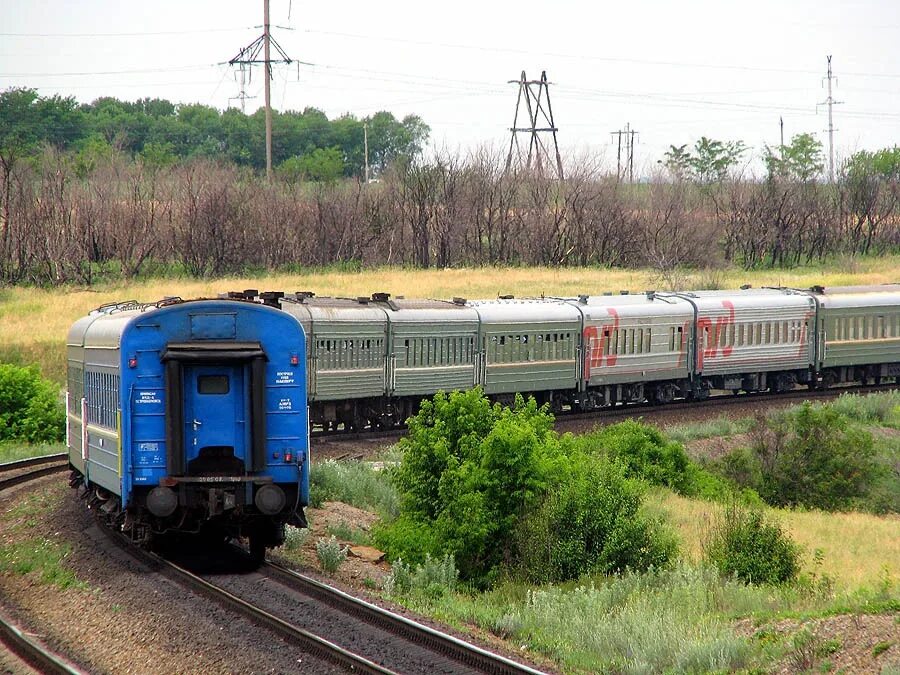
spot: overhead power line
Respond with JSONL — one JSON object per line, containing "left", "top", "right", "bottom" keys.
{"left": 0, "top": 27, "right": 253, "bottom": 37}
{"left": 301, "top": 28, "right": 900, "bottom": 80}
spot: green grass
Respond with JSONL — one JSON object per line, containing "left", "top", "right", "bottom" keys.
{"left": 0, "top": 487, "right": 86, "bottom": 590}
{"left": 0, "top": 538, "right": 86, "bottom": 590}
{"left": 325, "top": 520, "right": 372, "bottom": 546}
{"left": 310, "top": 458, "right": 399, "bottom": 517}
{"left": 665, "top": 416, "right": 755, "bottom": 444}
{"left": 0, "top": 441, "right": 66, "bottom": 464}
{"left": 826, "top": 391, "right": 900, "bottom": 428}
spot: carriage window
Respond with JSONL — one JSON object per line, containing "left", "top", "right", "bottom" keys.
{"left": 198, "top": 375, "right": 229, "bottom": 395}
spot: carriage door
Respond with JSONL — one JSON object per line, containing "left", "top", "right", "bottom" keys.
{"left": 182, "top": 364, "right": 248, "bottom": 475}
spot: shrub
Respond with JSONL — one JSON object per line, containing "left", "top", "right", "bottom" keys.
{"left": 750, "top": 403, "right": 878, "bottom": 510}
{"left": 828, "top": 391, "right": 900, "bottom": 428}
{"left": 375, "top": 389, "right": 564, "bottom": 584}
{"left": 0, "top": 363, "right": 64, "bottom": 443}
{"left": 514, "top": 457, "right": 677, "bottom": 584}
{"left": 283, "top": 525, "right": 310, "bottom": 551}
{"left": 309, "top": 459, "right": 398, "bottom": 516}
{"left": 577, "top": 420, "right": 693, "bottom": 493}
{"left": 315, "top": 535, "right": 348, "bottom": 573}
{"left": 383, "top": 553, "right": 458, "bottom": 598}
{"left": 704, "top": 502, "right": 800, "bottom": 585}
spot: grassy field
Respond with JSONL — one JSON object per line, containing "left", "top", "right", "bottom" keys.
{"left": 2, "top": 256, "right": 899, "bottom": 382}
{"left": 645, "top": 489, "right": 900, "bottom": 593}
{"left": 0, "top": 442, "right": 65, "bottom": 464}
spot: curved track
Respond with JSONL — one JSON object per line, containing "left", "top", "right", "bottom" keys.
{"left": 97, "top": 525, "right": 545, "bottom": 674}
{"left": 259, "top": 559, "right": 545, "bottom": 675}
{"left": 0, "top": 453, "right": 68, "bottom": 492}
{"left": 0, "top": 455, "right": 84, "bottom": 674}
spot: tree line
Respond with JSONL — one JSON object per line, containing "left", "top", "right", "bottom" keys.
{"left": 1, "top": 144, "right": 897, "bottom": 286}
{"left": 1, "top": 88, "right": 898, "bottom": 285}
{"left": 0, "top": 88, "right": 429, "bottom": 179}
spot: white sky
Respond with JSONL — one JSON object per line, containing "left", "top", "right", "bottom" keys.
{"left": 2, "top": 0, "right": 899, "bottom": 176}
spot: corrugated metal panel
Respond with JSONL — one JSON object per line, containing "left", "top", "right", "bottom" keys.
{"left": 311, "top": 368, "right": 384, "bottom": 400}
{"left": 393, "top": 365, "right": 475, "bottom": 395}
{"left": 483, "top": 361, "right": 577, "bottom": 395}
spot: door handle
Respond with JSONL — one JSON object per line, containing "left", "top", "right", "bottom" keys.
{"left": 192, "top": 419, "right": 202, "bottom": 430}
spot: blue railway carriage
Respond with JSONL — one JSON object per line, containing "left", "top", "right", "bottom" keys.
{"left": 66, "top": 298, "right": 309, "bottom": 559}
{"left": 805, "top": 285, "right": 900, "bottom": 386}
{"left": 671, "top": 289, "right": 816, "bottom": 395}
{"left": 577, "top": 293, "right": 694, "bottom": 407}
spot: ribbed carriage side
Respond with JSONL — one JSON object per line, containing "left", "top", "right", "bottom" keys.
{"left": 682, "top": 290, "right": 815, "bottom": 392}
{"left": 471, "top": 300, "right": 582, "bottom": 400}
{"left": 280, "top": 297, "right": 389, "bottom": 428}
{"left": 383, "top": 300, "right": 480, "bottom": 397}
{"left": 812, "top": 289, "right": 900, "bottom": 383}
{"left": 577, "top": 294, "right": 694, "bottom": 404}
{"left": 67, "top": 311, "right": 136, "bottom": 496}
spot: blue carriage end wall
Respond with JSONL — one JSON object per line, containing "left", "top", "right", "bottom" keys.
{"left": 114, "top": 300, "right": 308, "bottom": 507}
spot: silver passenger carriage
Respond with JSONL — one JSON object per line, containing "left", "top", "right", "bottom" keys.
{"left": 576, "top": 292, "right": 694, "bottom": 406}
{"left": 671, "top": 288, "right": 816, "bottom": 395}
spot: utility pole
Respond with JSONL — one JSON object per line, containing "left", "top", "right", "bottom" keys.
{"left": 779, "top": 116, "right": 784, "bottom": 150}
{"left": 228, "top": 0, "right": 293, "bottom": 179}
{"left": 263, "top": 0, "right": 272, "bottom": 178}
{"left": 364, "top": 122, "right": 370, "bottom": 183}
{"left": 506, "top": 70, "right": 564, "bottom": 180}
{"left": 610, "top": 123, "right": 638, "bottom": 182}
{"left": 819, "top": 55, "right": 842, "bottom": 183}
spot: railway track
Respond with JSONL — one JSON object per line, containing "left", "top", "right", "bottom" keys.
{"left": 0, "top": 453, "right": 69, "bottom": 492}
{"left": 311, "top": 382, "right": 899, "bottom": 450}
{"left": 0, "top": 455, "right": 84, "bottom": 674}
{"left": 260, "top": 559, "right": 545, "bottom": 675}
{"left": 0, "top": 453, "right": 68, "bottom": 494}
{"left": 97, "top": 525, "right": 544, "bottom": 674}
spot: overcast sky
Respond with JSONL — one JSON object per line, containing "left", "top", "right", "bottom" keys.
{"left": 2, "top": 0, "right": 899, "bottom": 176}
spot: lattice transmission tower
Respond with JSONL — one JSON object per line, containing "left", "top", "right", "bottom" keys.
{"left": 506, "top": 70, "right": 564, "bottom": 180}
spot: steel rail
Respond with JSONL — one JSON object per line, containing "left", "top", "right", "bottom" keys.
{"left": 310, "top": 382, "right": 898, "bottom": 443}
{"left": 97, "top": 525, "right": 399, "bottom": 675}
{"left": 0, "top": 458, "right": 68, "bottom": 493}
{"left": 0, "top": 611, "right": 85, "bottom": 675}
{"left": 262, "top": 561, "right": 546, "bottom": 675}
{"left": 0, "top": 452, "right": 67, "bottom": 471}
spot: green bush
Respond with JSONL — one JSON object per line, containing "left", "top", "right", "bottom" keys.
{"left": 577, "top": 420, "right": 692, "bottom": 492}
{"left": 828, "top": 391, "right": 900, "bottom": 428}
{"left": 750, "top": 403, "right": 878, "bottom": 510}
{"left": 0, "top": 363, "right": 64, "bottom": 443}
{"left": 383, "top": 553, "right": 458, "bottom": 598}
{"left": 514, "top": 457, "right": 677, "bottom": 584}
{"left": 315, "top": 535, "right": 348, "bottom": 573}
{"left": 704, "top": 502, "right": 800, "bottom": 585}
{"left": 374, "top": 389, "right": 565, "bottom": 585}
{"left": 309, "top": 459, "right": 398, "bottom": 516}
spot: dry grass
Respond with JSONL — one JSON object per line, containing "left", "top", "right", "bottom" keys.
{"left": 646, "top": 489, "right": 900, "bottom": 592}
{"left": 1, "top": 257, "right": 898, "bottom": 382}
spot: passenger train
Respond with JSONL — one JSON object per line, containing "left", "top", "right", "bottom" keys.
{"left": 65, "top": 284, "right": 898, "bottom": 556}
{"left": 268, "top": 284, "right": 900, "bottom": 431}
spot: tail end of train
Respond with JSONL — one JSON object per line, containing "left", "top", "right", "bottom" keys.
{"left": 66, "top": 297, "right": 309, "bottom": 560}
